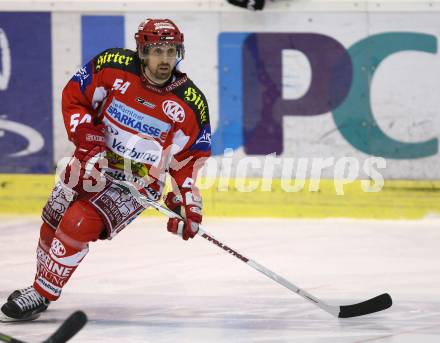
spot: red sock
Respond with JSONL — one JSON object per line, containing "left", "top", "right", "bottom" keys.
{"left": 34, "top": 201, "right": 103, "bottom": 300}
{"left": 34, "top": 233, "right": 89, "bottom": 301}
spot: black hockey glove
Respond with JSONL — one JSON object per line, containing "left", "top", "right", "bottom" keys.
{"left": 226, "top": 0, "right": 265, "bottom": 10}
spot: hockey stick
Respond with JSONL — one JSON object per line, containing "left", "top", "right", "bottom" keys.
{"left": 110, "top": 176, "right": 392, "bottom": 319}
{"left": 0, "top": 311, "right": 87, "bottom": 343}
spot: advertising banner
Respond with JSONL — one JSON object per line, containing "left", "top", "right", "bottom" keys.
{"left": 1, "top": 9, "right": 439, "bottom": 179}
{"left": 0, "top": 12, "right": 52, "bottom": 173}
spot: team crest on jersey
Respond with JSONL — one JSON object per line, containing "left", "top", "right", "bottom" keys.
{"left": 162, "top": 100, "right": 185, "bottom": 123}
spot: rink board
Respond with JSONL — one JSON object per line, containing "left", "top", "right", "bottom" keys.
{"left": 1, "top": 8, "right": 440, "bottom": 179}
{"left": 0, "top": 174, "right": 439, "bottom": 219}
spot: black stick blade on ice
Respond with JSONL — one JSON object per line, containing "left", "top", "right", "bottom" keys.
{"left": 338, "top": 293, "right": 392, "bottom": 318}
{"left": 42, "top": 311, "right": 88, "bottom": 343}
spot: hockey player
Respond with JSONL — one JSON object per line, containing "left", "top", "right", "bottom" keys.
{"left": 1, "top": 18, "right": 211, "bottom": 321}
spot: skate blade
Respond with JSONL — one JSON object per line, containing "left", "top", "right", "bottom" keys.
{"left": 0, "top": 312, "right": 41, "bottom": 322}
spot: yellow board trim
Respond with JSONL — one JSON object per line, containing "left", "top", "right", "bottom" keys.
{"left": 0, "top": 174, "right": 439, "bottom": 219}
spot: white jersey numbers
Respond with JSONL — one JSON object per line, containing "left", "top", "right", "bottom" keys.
{"left": 69, "top": 113, "right": 92, "bottom": 132}
{"left": 112, "top": 79, "right": 131, "bottom": 94}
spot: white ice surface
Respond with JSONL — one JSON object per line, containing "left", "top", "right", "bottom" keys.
{"left": 0, "top": 216, "right": 439, "bottom": 342}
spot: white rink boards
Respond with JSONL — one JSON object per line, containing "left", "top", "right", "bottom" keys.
{"left": 0, "top": 216, "right": 439, "bottom": 342}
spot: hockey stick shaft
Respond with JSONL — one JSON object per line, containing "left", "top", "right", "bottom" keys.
{"left": 196, "top": 227, "right": 339, "bottom": 316}
{"left": 145, "top": 195, "right": 392, "bottom": 317}
{"left": 108, "top": 176, "right": 392, "bottom": 318}
{"left": 132, "top": 192, "right": 342, "bottom": 315}
{"left": 195, "top": 227, "right": 393, "bottom": 317}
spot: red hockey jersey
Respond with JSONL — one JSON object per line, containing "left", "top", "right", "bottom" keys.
{"left": 62, "top": 48, "right": 211, "bottom": 192}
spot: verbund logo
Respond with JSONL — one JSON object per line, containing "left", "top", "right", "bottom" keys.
{"left": 214, "top": 32, "right": 438, "bottom": 159}
{"left": 103, "top": 118, "right": 163, "bottom": 166}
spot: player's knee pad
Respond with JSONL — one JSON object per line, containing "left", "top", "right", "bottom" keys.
{"left": 39, "top": 222, "right": 56, "bottom": 252}
{"left": 57, "top": 200, "right": 104, "bottom": 245}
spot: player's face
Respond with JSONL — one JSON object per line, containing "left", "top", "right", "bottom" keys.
{"left": 142, "top": 44, "right": 178, "bottom": 84}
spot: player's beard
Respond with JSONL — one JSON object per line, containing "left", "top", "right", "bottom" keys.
{"left": 151, "top": 63, "right": 172, "bottom": 81}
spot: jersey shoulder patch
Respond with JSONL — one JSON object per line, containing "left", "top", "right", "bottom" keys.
{"left": 173, "top": 78, "right": 210, "bottom": 128}
{"left": 93, "top": 48, "right": 140, "bottom": 75}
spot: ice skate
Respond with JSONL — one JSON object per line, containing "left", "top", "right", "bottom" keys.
{"left": 1, "top": 286, "right": 50, "bottom": 322}
{"left": 7, "top": 285, "right": 35, "bottom": 301}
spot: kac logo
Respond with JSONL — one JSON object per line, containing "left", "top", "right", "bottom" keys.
{"left": 162, "top": 100, "right": 185, "bottom": 122}
{"left": 51, "top": 238, "right": 67, "bottom": 257}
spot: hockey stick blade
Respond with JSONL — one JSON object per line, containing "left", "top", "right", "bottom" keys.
{"left": 338, "top": 293, "right": 392, "bottom": 318}
{"left": 42, "top": 311, "right": 88, "bottom": 343}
